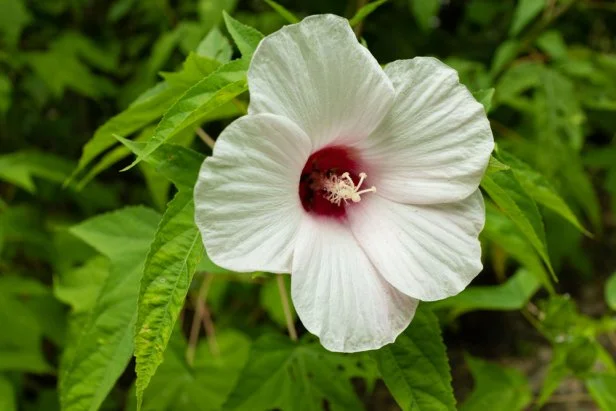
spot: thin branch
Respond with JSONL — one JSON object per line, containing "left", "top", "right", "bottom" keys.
{"left": 186, "top": 274, "right": 217, "bottom": 365}
{"left": 277, "top": 275, "right": 298, "bottom": 341}
{"left": 195, "top": 127, "right": 215, "bottom": 150}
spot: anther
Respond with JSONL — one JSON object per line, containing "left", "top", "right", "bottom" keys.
{"left": 322, "top": 171, "right": 376, "bottom": 205}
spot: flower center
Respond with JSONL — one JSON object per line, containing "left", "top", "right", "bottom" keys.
{"left": 299, "top": 146, "right": 375, "bottom": 218}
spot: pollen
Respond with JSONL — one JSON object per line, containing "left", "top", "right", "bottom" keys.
{"left": 321, "top": 172, "right": 376, "bottom": 205}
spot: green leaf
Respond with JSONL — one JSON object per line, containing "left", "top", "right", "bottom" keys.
{"left": 586, "top": 374, "right": 616, "bottom": 411}
{"left": 509, "top": 0, "right": 546, "bottom": 37}
{"left": 60, "top": 207, "right": 160, "bottom": 411}
{"left": 196, "top": 27, "right": 233, "bottom": 63}
{"left": 460, "top": 355, "right": 532, "bottom": 411}
{"left": 222, "top": 12, "right": 264, "bottom": 58}
{"left": 139, "top": 329, "right": 251, "bottom": 411}
{"left": 124, "top": 59, "right": 248, "bottom": 169}
{"left": 485, "top": 155, "right": 510, "bottom": 175}
{"left": 0, "top": 151, "right": 73, "bottom": 193}
{"left": 134, "top": 191, "right": 205, "bottom": 409}
{"left": 491, "top": 40, "right": 520, "bottom": 77}
{"left": 0, "top": 0, "right": 32, "bottom": 47}
{"left": 606, "top": 272, "right": 616, "bottom": 311}
{"left": 259, "top": 276, "right": 296, "bottom": 328}
{"left": 409, "top": 0, "right": 440, "bottom": 32}
{"left": 0, "top": 74, "right": 11, "bottom": 114}
{"left": 472, "top": 88, "right": 495, "bottom": 113}
{"left": 349, "top": 0, "right": 388, "bottom": 27}
{"left": 429, "top": 269, "right": 540, "bottom": 319}
{"left": 54, "top": 256, "right": 110, "bottom": 314}
{"left": 536, "top": 30, "right": 567, "bottom": 60}
{"left": 498, "top": 150, "right": 590, "bottom": 235}
{"left": 481, "top": 167, "right": 555, "bottom": 280}
{"left": 224, "top": 336, "right": 363, "bottom": 410}
{"left": 0, "top": 375, "right": 16, "bottom": 411}
{"left": 536, "top": 345, "right": 569, "bottom": 407}
{"left": 264, "top": 0, "right": 299, "bottom": 24}
{"left": 373, "top": 306, "right": 455, "bottom": 411}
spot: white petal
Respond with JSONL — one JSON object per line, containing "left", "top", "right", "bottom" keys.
{"left": 248, "top": 14, "right": 395, "bottom": 149}
{"left": 356, "top": 57, "right": 494, "bottom": 205}
{"left": 348, "top": 190, "right": 485, "bottom": 301}
{"left": 194, "top": 113, "right": 311, "bottom": 273}
{"left": 291, "top": 216, "right": 418, "bottom": 352}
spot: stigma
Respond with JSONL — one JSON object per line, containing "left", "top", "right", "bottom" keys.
{"left": 321, "top": 172, "right": 376, "bottom": 205}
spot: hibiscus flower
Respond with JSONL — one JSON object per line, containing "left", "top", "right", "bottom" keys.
{"left": 194, "top": 14, "right": 494, "bottom": 352}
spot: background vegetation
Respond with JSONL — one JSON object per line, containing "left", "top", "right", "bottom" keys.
{"left": 1, "top": 0, "right": 616, "bottom": 410}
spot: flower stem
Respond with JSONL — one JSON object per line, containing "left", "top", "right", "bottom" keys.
{"left": 277, "top": 275, "right": 298, "bottom": 341}
{"left": 195, "top": 127, "right": 215, "bottom": 150}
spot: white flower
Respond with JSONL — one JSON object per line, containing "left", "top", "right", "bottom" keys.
{"left": 194, "top": 14, "right": 493, "bottom": 352}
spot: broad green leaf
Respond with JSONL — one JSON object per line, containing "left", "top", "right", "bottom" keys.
{"left": 60, "top": 207, "right": 160, "bottom": 411}
{"left": 0, "top": 375, "right": 16, "bottom": 411}
{"left": 586, "top": 374, "right": 616, "bottom": 411}
{"left": 606, "top": 272, "right": 616, "bottom": 310}
{"left": 224, "top": 335, "right": 363, "bottom": 410}
{"left": 482, "top": 205, "right": 553, "bottom": 291}
{"left": 0, "top": 0, "right": 32, "bottom": 47}
{"left": 409, "top": 0, "right": 440, "bottom": 32}
{"left": 134, "top": 191, "right": 205, "bottom": 409}
{"left": 461, "top": 355, "right": 531, "bottom": 411}
{"left": 259, "top": 276, "right": 296, "bottom": 328}
{"left": 222, "top": 11, "right": 264, "bottom": 58}
{"left": 125, "top": 59, "right": 248, "bottom": 169}
{"left": 138, "top": 329, "right": 251, "bottom": 411}
{"left": 498, "top": 150, "right": 589, "bottom": 235}
{"left": 264, "top": 0, "right": 299, "bottom": 24}
{"left": 509, "top": 0, "right": 545, "bottom": 37}
{"left": 54, "top": 256, "right": 110, "bottom": 313}
{"left": 349, "top": 0, "right": 388, "bottom": 27}
{"left": 472, "top": 88, "right": 495, "bottom": 113}
{"left": 481, "top": 167, "right": 555, "bottom": 280}
{"left": 429, "top": 269, "right": 540, "bottom": 319}
{"left": 196, "top": 27, "right": 233, "bottom": 63}
{"left": 373, "top": 306, "right": 455, "bottom": 411}
{"left": 160, "top": 53, "right": 221, "bottom": 90}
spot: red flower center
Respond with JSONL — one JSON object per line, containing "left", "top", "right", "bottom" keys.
{"left": 299, "top": 146, "right": 375, "bottom": 218}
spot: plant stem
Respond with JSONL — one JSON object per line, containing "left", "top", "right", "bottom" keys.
{"left": 186, "top": 274, "right": 218, "bottom": 365}
{"left": 277, "top": 275, "right": 298, "bottom": 341}
{"left": 195, "top": 127, "right": 215, "bottom": 150}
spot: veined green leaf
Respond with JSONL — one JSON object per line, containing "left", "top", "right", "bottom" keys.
{"left": 586, "top": 374, "right": 616, "bottom": 411}
{"left": 224, "top": 336, "right": 363, "bottom": 410}
{"left": 264, "top": 0, "right": 299, "bottom": 24}
{"left": 373, "top": 306, "right": 455, "bottom": 411}
{"left": 430, "top": 269, "right": 540, "bottom": 319}
{"left": 124, "top": 59, "right": 248, "bottom": 170}
{"left": 60, "top": 207, "right": 160, "bottom": 411}
{"left": 349, "top": 0, "right": 388, "bottom": 27}
{"left": 509, "top": 0, "right": 546, "bottom": 37}
{"left": 461, "top": 355, "right": 532, "bottom": 411}
{"left": 222, "top": 11, "right": 264, "bottom": 58}
{"left": 481, "top": 167, "right": 555, "bottom": 281}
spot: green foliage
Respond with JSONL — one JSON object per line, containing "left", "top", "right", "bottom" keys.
{"left": 264, "top": 0, "right": 300, "bottom": 24}
{"left": 0, "top": 375, "right": 16, "bottom": 411}
{"left": 606, "top": 272, "right": 616, "bottom": 310}
{"left": 222, "top": 11, "right": 265, "bottom": 58}
{"left": 586, "top": 374, "right": 616, "bottom": 411}
{"left": 409, "top": 0, "right": 440, "bottom": 32}
{"left": 349, "top": 0, "right": 388, "bottom": 27}
{"left": 509, "top": 0, "right": 545, "bottom": 37}
{"left": 374, "top": 307, "right": 456, "bottom": 410}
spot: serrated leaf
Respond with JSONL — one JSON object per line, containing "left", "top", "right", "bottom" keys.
{"left": 373, "top": 306, "right": 455, "bottom": 411}
{"left": 606, "top": 272, "right": 616, "bottom": 311}
{"left": 509, "top": 0, "right": 546, "bottom": 37}
{"left": 430, "top": 269, "right": 540, "bottom": 319}
{"left": 349, "top": 0, "right": 388, "bottom": 27}
{"left": 125, "top": 59, "right": 248, "bottom": 169}
{"left": 224, "top": 335, "right": 363, "bottom": 410}
{"left": 472, "top": 88, "right": 495, "bottom": 113}
{"left": 264, "top": 0, "right": 299, "bottom": 24}
{"left": 480, "top": 167, "right": 555, "bottom": 281}
{"left": 134, "top": 191, "right": 204, "bottom": 409}
{"left": 586, "top": 374, "right": 616, "bottom": 411}
{"left": 498, "top": 150, "right": 590, "bottom": 235}
{"left": 222, "top": 12, "right": 264, "bottom": 58}
{"left": 461, "top": 355, "right": 532, "bottom": 411}
{"left": 409, "top": 0, "right": 440, "bottom": 32}
{"left": 0, "top": 375, "right": 16, "bottom": 411}
{"left": 60, "top": 207, "right": 160, "bottom": 411}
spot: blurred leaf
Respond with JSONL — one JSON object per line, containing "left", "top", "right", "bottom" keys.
{"left": 0, "top": 375, "right": 16, "bottom": 411}
{"left": 485, "top": 155, "right": 510, "bottom": 175}
{"left": 139, "top": 330, "right": 251, "bottom": 411}
{"left": 586, "top": 374, "right": 616, "bottom": 411}
{"left": 260, "top": 276, "right": 296, "bottom": 328}
{"left": 196, "top": 27, "right": 233, "bottom": 63}
{"left": 161, "top": 53, "right": 221, "bottom": 90}
{"left": 0, "top": 0, "right": 32, "bottom": 47}
{"left": 0, "top": 151, "right": 72, "bottom": 193}
{"left": 430, "top": 269, "right": 540, "bottom": 318}
{"left": 472, "top": 88, "right": 494, "bottom": 113}
{"left": 224, "top": 335, "right": 363, "bottom": 410}
{"left": 265, "top": 0, "right": 299, "bottom": 24}
{"left": 536, "top": 345, "right": 569, "bottom": 407}
{"left": 54, "top": 256, "right": 110, "bottom": 313}
{"left": 491, "top": 40, "right": 519, "bottom": 77}
{"left": 350, "top": 0, "right": 388, "bottom": 27}
{"left": 199, "top": 0, "right": 238, "bottom": 33}
{"left": 125, "top": 59, "right": 248, "bottom": 169}
{"left": 223, "top": 11, "right": 264, "bottom": 58}
{"left": 481, "top": 167, "right": 554, "bottom": 281}
{"left": 60, "top": 207, "right": 160, "bottom": 411}
{"left": 409, "top": 0, "right": 440, "bottom": 32}
{"left": 373, "top": 306, "right": 455, "bottom": 411}
{"left": 509, "top": 0, "right": 545, "bottom": 37}
{"left": 606, "top": 272, "right": 616, "bottom": 311}
{"left": 536, "top": 30, "right": 567, "bottom": 60}
{"left": 0, "top": 74, "right": 11, "bottom": 114}
{"left": 498, "top": 150, "right": 589, "bottom": 235}
{"left": 460, "top": 355, "right": 532, "bottom": 411}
